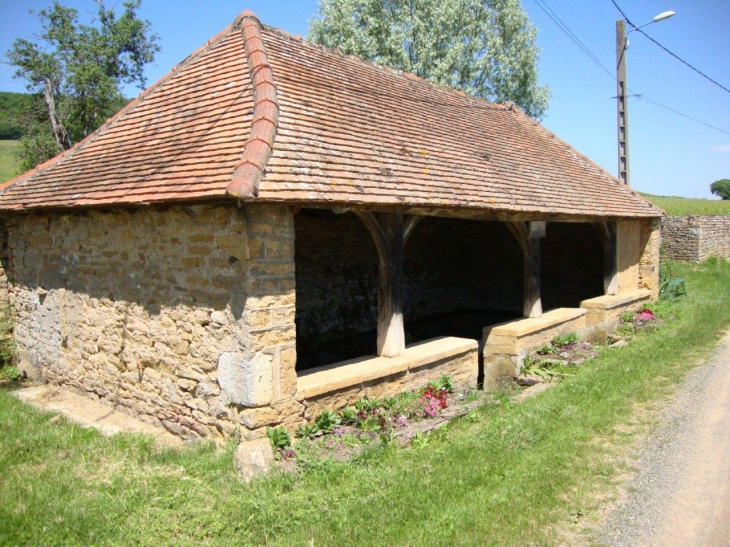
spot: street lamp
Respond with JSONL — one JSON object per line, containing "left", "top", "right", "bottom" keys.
{"left": 616, "top": 10, "right": 676, "bottom": 186}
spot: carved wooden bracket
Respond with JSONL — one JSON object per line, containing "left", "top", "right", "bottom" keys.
{"left": 353, "top": 211, "right": 423, "bottom": 357}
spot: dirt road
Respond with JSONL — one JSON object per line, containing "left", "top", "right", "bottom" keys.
{"left": 601, "top": 332, "right": 730, "bottom": 546}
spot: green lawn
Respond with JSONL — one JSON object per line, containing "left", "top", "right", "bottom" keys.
{"left": 0, "top": 140, "right": 21, "bottom": 183}
{"left": 2, "top": 261, "right": 730, "bottom": 546}
{"left": 640, "top": 192, "right": 730, "bottom": 216}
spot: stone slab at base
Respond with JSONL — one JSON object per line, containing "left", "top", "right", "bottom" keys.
{"left": 13, "top": 385, "right": 183, "bottom": 448}
{"left": 296, "top": 336, "right": 478, "bottom": 420}
{"left": 234, "top": 438, "right": 275, "bottom": 483}
{"left": 581, "top": 289, "right": 651, "bottom": 343}
{"left": 482, "top": 308, "right": 587, "bottom": 388}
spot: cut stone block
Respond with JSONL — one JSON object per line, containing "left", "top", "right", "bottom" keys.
{"left": 218, "top": 352, "right": 273, "bottom": 407}
{"left": 234, "top": 438, "right": 275, "bottom": 483}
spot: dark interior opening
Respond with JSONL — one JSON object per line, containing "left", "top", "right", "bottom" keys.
{"left": 402, "top": 216, "right": 523, "bottom": 344}
{"left": 294, "top": 211, "right": 523, "bottom": 371}
{"left": 541, "top": 222, "right": 604, "bottom": 310}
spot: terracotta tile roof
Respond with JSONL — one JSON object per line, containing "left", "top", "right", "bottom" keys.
{"left": 0, "top": 12, "right": 662, "bottom": 219}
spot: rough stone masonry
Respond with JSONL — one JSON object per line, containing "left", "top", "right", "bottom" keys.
{"left": 4, "top": 203, "right": 302, "bottom": 440}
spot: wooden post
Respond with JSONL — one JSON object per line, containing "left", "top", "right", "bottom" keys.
{"left": 593, "top": 222, "right": 618, "bottom": 295}
{"left": 508, "top": 221, "right": 545, "bottom": 318}
{"left": 354, "top": 211, "right": 422, "bottom": 357}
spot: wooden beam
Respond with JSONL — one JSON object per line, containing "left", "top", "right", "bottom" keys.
{"left": 354, "top": 211, "right": 408, "bottom": 357}
{"left": 403, "top": 214, "right": 423, "bottom": 246}
{"left": 509, "top": 221, "right": 545, "bottom": 318}
{"left": 592, "top": 222, "right": 618, "bottom": 295}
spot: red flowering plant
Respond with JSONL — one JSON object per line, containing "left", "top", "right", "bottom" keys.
{"left": 632, "top": 308, "right": 656, "bottom": 323}
{"left": 419, "top": 385, "right": 449, "bottom": 417}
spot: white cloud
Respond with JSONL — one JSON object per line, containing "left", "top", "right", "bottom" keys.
{"left": 710, "top": 143, "right": 730, "bottom": 153}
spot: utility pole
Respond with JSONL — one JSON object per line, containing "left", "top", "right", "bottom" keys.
{"left": 615, "top": 11, "right": 675, "bottom": 188}
{"left": 616, "top": 19, "right": 630, "bottom": 186}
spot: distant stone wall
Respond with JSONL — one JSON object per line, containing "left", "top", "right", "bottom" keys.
{"left": 6, "top": 203, "right": 301, "bottom": 440}
{"left": 661, "top": 216, "right": 730, "bottom": 262}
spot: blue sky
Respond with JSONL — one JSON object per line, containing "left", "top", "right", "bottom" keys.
{"left": 1, "top": 0, "right": 728, "bottom": 198}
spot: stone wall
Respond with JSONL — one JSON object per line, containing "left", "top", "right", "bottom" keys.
{"left": 7, "top": 203, "right": 302, "bottom": 440}
{"left": 639, "top": 219, "right": 662, "bottom": 299}
{"left": 661, "top": 215, "right": 730, "bottom": 263}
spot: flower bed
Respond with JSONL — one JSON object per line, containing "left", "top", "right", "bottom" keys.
{"left": 267, "top": 375, "right": 490, "bottom": 469}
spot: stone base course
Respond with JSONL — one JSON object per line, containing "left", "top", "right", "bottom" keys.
{"left": 297, "top": 337, "right": 478, "bottom": 420}
{"left": 482, "top": 289, "right": 654, "bottom": 386}
{"left": 581, "top": 290, "right": 651, "bottom": 343}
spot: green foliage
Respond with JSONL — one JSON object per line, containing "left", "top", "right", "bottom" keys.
{"left": 710, "top": 179, "right": 730, "bottom": 200}
{"left": 0, "top": 92, "right": 33, "bottom": 140}
{"left": 0, "top": 366, "right": 22, "bottom": 382}
{"left": 295, "top": 423, "right": 321, "bottom": 440}
{"left": 314, "top": 409, "right": 341, "bottom": 432}
{"left": 640, "top": 192, "right": 730, "bottom": 216}
{"left": 18, "top": 127, "right": 62, "bottom": 173}
{"left": 427, "top": 374, "right": 455, "bottom": 392}
{"left": 660, "top": 261, "right": 687, "bottom": 300}
{"left": 339, "top": 406, "right": 358, "bottom": 424}
{"left": 355, "top": 397, "right": 380, "bottom": 414}
{"left": 0, "top": 140, "right": 22, "bottom": 183}
{"left": 7, "top": 0, "right": 158, "bottom": 167}
{"left": 520, "top": 354, "right": 568, "bottom": 381}
{"left": 309, "top": 0, "right": 550, "bottom": 118}
{"left": 552, "top": 332, "right": 579, "bottom": 347}
{"left": 536, "top": 344, "right": 554, "bottom": 355}
{"left": 266, "top": 426, "right": 292, "bottom": 451}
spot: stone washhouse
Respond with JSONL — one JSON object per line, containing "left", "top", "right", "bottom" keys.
{"left": 0, "top": 12, "right": 663, "bottom": 440}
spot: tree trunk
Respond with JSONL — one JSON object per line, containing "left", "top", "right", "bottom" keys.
{"left": 44, "top": 78, "right": 71, "bottom": 150}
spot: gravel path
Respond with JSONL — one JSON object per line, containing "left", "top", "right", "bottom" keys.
{"left": 601, "top": 331, "right": 730, "bottom": 547}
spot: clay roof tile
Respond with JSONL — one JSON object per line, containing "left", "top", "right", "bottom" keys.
{"left": 0, "top": 11, "right": 662, "bottom": 219}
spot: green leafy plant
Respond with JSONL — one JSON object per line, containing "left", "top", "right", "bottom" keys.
{"left": 266, "top": 426, "right": 292, "bottom": 451}
{"left": 355, "top": 398, "right": 380, "bottom": 414}
{"left": 296, "top": 423, "right": 321, "bottom": 440}
{"left": 382, "top": 396, "right": 398, "bottom": 410}
{"left": 660, "top": 262, "right": 687, "bottom": 300}
{"left": 339, "top": 407, "right": 358, "bottom": 425}
{"left": 552, "top": 333, "right": 579, "bottom": 347}
{"left": 620, "top": 311, "right": 635, "bottom": 323}
{"left": 536, "top": 344, "right": 554, "bottom": 355}
{"left": 314, "top": 409, "right": 341, "bottom": 432}
{"left": 0, "top": 366, "right": 21, "bottom": 382}
{"left": 521, "top": 354, "right": 570, "bottom": 382}
{"left": 428, "top": 374, "right": 455, "bottom": 393}
{"left": 410, "top": 431, "right": 430, "bottom": 448}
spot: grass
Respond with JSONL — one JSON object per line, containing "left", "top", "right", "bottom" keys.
{"left": 640, "top": 192, "right": 730, "bottom": 216}
{"left": 2, "top": 260, "right": 730, "bottom": 546}
{"left": 0, "top": 140, "right": 21, "bottom": 183}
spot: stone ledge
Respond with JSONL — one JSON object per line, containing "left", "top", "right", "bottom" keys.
{"left": 296, "top": 336, "right": 478, "bottom": 400}
{"left": 483, "top": 308, "right": 586, "bottom": 339}
{"left": 580, "top": 289, "right": 651, "bottom": 310}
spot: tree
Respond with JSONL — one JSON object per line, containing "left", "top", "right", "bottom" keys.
{"left": 7, "top": 0, "right": 159, "bottom": 166}
{"left": 710, "top": 179, "right": 730, "bottom": 200}
{"left": 308, "top": 0, "right": 550, "bottom": 118}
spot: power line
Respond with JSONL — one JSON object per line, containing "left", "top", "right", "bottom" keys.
{"left": 532, "top": 0, "right": 614, "bottom": 80}
{"left": 532, "top": 0, "right": 730, "bottom": 136}
{"left": 634, "top": 28, "right": 730, "bottom": 95}
{"left": 611, "top": 0, "right": 730, "bottom": 95}
{"left": 609, "top": 0, "right": 633, "bottom": 26}
{"left": 636, "top": 96, "right": 730, "bottom": 137}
